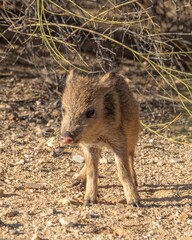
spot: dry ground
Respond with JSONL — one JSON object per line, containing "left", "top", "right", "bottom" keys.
{"left": 0, "top": 47, "right": 192, "bottom": 240}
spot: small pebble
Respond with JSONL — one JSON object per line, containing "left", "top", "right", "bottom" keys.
{"left": 72, "top": 155, "right": 84, "bottom": 164}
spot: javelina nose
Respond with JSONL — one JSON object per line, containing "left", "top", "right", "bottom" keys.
{"left": 61, "top": 131, "right": 74, "bottom": 144}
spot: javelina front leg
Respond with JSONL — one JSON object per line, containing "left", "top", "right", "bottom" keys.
{"left": 82, "top": 146, "right": 101, "bottom": 205}
{"left": 128, "top": 153, "right": 138, "bottom": 187}
{"left": 114, "top": 149, "right": 140, "bottom": 206}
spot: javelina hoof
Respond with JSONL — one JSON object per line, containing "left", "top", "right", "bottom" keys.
{"left": 83, "top": 199, "right": 97, "bottom": 206}
{"left": 72, "top": 179, "right": 85, "bottom": 187}
{"left": 132, "top": 201, "right": 142, "bottom": 207}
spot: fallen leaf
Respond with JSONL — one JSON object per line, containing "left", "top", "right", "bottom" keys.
{"left": 24, "top": 182, "right": 47, "bottom": 190}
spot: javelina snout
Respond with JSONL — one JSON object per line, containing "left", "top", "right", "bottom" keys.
{"left": 61, "top": 70, "right": 141, "bottom": 207}
{"left": 61, "top": 131, "right": 74, "bottom": 144}
{"left": 61, "top": 125, "right": 82, "bottom": 144}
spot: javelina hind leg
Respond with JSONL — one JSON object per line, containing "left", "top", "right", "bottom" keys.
{"left": 72, "top": 164, "right": 86, "bottom": 186}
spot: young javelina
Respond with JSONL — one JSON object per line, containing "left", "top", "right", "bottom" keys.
{"left": 61, "top": 70, "right": 141, "bottom": 207}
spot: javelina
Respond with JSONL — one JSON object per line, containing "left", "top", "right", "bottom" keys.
{"left": 61, "top": 70, "right": 141, "bottom": 206}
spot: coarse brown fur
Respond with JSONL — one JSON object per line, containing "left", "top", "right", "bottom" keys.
{"left": 61, "top": 70, "right": 141, "bottom": 206}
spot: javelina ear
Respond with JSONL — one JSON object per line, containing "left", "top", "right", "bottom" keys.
{"left": 66, "top": 69, "right": 74, "bottom": 84}
{"left": 99, "top": 72, "right": 116, "bottom": 90}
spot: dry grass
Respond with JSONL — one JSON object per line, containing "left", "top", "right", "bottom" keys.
{"left": 0, "top": 0, "right": 192, "bottom": 143}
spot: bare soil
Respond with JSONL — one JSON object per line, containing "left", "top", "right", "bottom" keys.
{"left": 0, "top": 47, "right": 192, "bottom": 240}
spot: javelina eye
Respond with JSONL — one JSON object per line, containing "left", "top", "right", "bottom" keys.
{"left": 85, "top": 108, "right": 95, "bottom": 118}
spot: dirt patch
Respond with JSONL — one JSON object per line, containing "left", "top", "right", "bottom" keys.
{"left": 0, "top": 50, "right": 192, "bottom": 240}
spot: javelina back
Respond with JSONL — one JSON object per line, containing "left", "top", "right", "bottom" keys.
{"left": 61, "top": 70, "right": 141, "bottom": 206}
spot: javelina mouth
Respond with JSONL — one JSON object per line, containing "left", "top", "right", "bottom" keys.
{"left": 60, "top": 136, "right": 80, "bottom": 145}
{"left": 61, "top": 138, "right": 77, "bottom": 145}
{"left": 61, "top": 129, "right": 82, "bottom": 144}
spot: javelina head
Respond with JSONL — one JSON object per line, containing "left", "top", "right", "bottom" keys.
{"left": 61, "top": 70, "right": 117, "bottom": 144}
